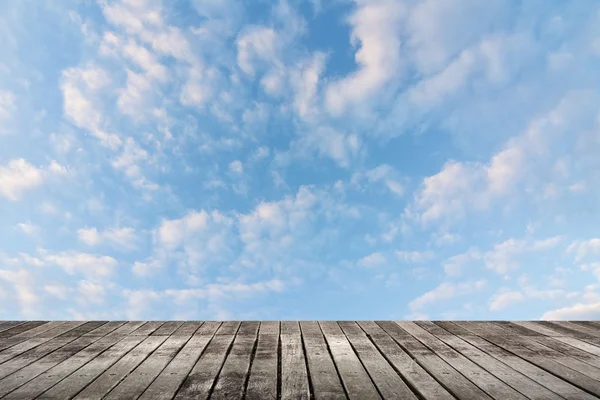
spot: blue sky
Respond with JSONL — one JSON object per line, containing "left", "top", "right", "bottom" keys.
{"left": 1, "top": 0, "right": 600, "bottom": 320}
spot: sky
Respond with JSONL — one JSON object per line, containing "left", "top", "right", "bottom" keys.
{"left": 1, "top": 0, "right": 600, "bottom": 321}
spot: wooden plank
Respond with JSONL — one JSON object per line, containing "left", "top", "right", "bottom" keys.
{"left": 435, "top": 321, "right": 598, "bottom": 400}
{"left": 377, "top": 321, "right": 494, "bottom": 400}
{"left": 211, "top": 321, "right": 260, "bottom": 400}
{"left": 103, "top": 333, "right": 193, "bottom": 400}
{"left": 358, "top": 321, "right": 454, "bottom": 400}
{"left": 59, "top": 321, "right": 108, "bottom": 337}
{"left": 547, "top": 321, "right": 600, "bottom": 338}
{"left": 137, "top": 322, "right": 220, "bottom": 400}
{"left": 416, "top": 321, "right": 564, "bottom": 400}
{"left": 319, "top": 321, "right": 381, "bottom": 399}
{"left": 0, "top": 321, "right": 85, "bottom": 364}
{"left": 174, "top": 322, "right": 240, "bottom": 399}
{"left": 82, "top": 321, "right": 126, "bottom": 337}
{"left": 0, "top": 334, "right": 101, "bottom": 397}
{"left": 0, "top": 322, "right": 66, "bottom": 351}
{"left": 339, "top": 321, "right": 417, "bottom": 400}
{"left": 152, "top": 321, "right": 184, "bottom": 336}
{"left": 280, "top": 321, "right": 310, "bottom": 400}
{"left": 130, "top": 321, "right": 164, "bottom": 336}
{"left": 0, "top": 322, "right": 27, "bottom": 334}
{"left": 71, "top": 335, "right": 167, "bottom": 400}
{"left": 246, "top": 321, "right": 279, "bottom": 400}
{"left": 106, "top": 321, "right": 147, "bottom": 337}
{"left": 300, "top": 321, "right": 346, "bottom": 399}
{"left": 456, "top": 321, "right": 600, "bottom": 396}
{"left": 36, "top": 335, "right": 146, "bottom": 399}
{"left": 3, "top": 332, "right": 137, "bottom": 399}
{"left": 0, "top": 321, "right": 48, "bottom": 338}
{"left": 172, "top": 321, "right": 203, "bottom": 336}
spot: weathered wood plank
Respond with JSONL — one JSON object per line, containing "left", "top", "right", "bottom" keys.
{"left": 300, "top": 321, "right": 346, "bottom": 399}
{"left": 36, "top": 335, "right": 146, "bottom": 399}
{"left": 0, "top": 322, "right": 66, "bottom": 352}
{"left": 280, "top": 321, "right": 310, "bottom": 400}
{"left": 82, "top": 321, "right": 126, "bottom": 337}
{"left": 71, "top": 335, "right": 167, "bottom": 400}
{"left": 456, "top": 321, "right": 600, "bottom": 396}
{"left": 0, "top": 321, "right": 48, "bottom": 338}
{"left": 246, "top": 321, "right": 279, "bottom": 400}
{"left": 130, "top": 321, "right": 164, "bottom": 336}
{"left": 211, "top": 321, "right": 260, "bottom": 400}
{"left": 417, "top": 321, "right": 564, "bottom": 400}
{"left": 547, "top": 321, "right": 600, "bottom": 338}
{"left": 60, "top": 321, "right": 108, "bottom": 337}
{"left": 103, "top": 333, "right": 192, "bottom": 400}
{"left": 172, "top": 321, "right": 203, "bottom": 336}
{"left": 435, "top": 321, "right": 598, "bottom": 400}
{"left": 377, "top": 321, "right": 494, "bottom": 400}
{"left": 2, "top": 332, "right": 132, "bottom": 400}
{"left": 138, "top": 322, "right": 220, "bottom": 400}
{"left": 0, "top": 322, "right": 27, "bottom": 334}
{"left": 174, "top": 322, "right": 240, "bottom": 399}
{"left": 0, "top": 321, "right": 85, "bottom": 365}
{"left": 319, "top": 321, "right": 381, "bottom": 399}
{"left": 152, "top": 321, "right": 184, "bottom": 336}
{"left": 358, "top": 321, "right": 454, "bottom": 400}
{"left": 339, "top": 321, "right": 417, "bottom": 400}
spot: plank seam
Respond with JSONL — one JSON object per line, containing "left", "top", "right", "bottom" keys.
{"left": 299, "top": 323, "right": 315, "bottom": 400}
{"left": 276, "top": 322, "right": 282, "bottom": 400}
{"left": 242, "top": 323, "right": 261, "bottom": 400}
{"left": 317, "top": 321, "right": 349, "bottom": 400}
{"left": 205, "top": 322, "right": 243, "bottom": 399}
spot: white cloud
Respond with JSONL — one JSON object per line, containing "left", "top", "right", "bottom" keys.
{"left": 43, "top": 251, "right": 118, "bottom": 278}
{"left": 77, "top": 227, "right": 138, "bottom": 250}
{"left": 78, "top": 280, "right": 106, "bottom": 305}
{"left": 483, "top": 236, "right": 563, "bottom": 275}
{"left": 396, "top": 250, "right": 434, "bottom": 263}
{"left": 351, "top": 164, "right": 404, "bottom": 196}
{"left": 409, "top": 279, "right": 486, "bottom": 312}
{"left": 132, "top": 257, "right": 163, "bottom": 276}
{"left": 0, "top": 159, "right": 44, "bottom": 200}
{"left": 17, "top": 222, "right": 39, "bottom": 235}
{"left": 357, "top": 252, "right": 386, "bottom": 268}
{"left": 236, "top": 26, "right": 279, "bottom": 76}
{"left": 112, "top": 137, "right": 158, "bottom": 191}
{"left": 542, "top": 303, "right": 600, "bottom": 320}
{"left": 567, "top": 239, "right": 600, "bottom": 263}
{"left": 489, "top": 289, "right": 526, "bottom": 311}
{"left": 442, "top": 248, "right": 480, "bottom": 276}
{"left": 0, "top": 89, "right": 15, "bottom": 133}
{"left": 229, "top": 160, "right": 243, "bottom": 174}
{"left": 0, "top": 269, "right": 38, "bottom": 316}
{"left": 293, "top": 126, "right": 361, "bottom": 168}
{"left": 325, "top": 0, "right": 404, "bottom": 114}
{"left": 290, "top": 52, "right": 326, "bottom": 119}
{"left": 44, "top": 283, "right": 69, "bottom": 300}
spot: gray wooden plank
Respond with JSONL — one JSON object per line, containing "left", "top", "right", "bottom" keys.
{"left": 174, "top": 321, "right": 241, "bottom": 399}
{"left": 0, "top": 322, "right": 27, "bottom": 334}
{"left": 0, "top": 322, "right": 66, "bottom": 352}
{"left": 172, "top": 321, "right": 203, "bottom": 336}
{"left": 152, "top": 321, "right": 184, "bottom": 336}
{"left": 399, "top": 321, "right": 528, "bottom": 400}
{"left": 300, "top": 321, "right": 346, "bottom": 400}
{"left": 71, "top": 335, "right": 167, "bottom": 400}
{"left": 0, "top": 334, "right": 101, "bottom": 397}
{"left": 82, "top": 321, "right": 126, "bottom": 337}
{"left": 435, "top": 321, "right": 598, "bottom": 400}
{"left": 358, "top": 321, "right": 454, "bottom": 400}
{"left": 103, "top": 333, "right": 193, "bottom": 400}
{"left": 416, "top": 321, "right": 564, "bottom": 400}
{"left": 0, "top": 321, "right": 85, "bottom": 365}
{"left": 0, "top": 321, "right": 48, "bottom": 338}
{"left": 319, "top": 321, "right": 381, "bottom": 400}
{"left": 130, "top": 321, "right": 164, "bottom": 336}
{"left": 245, "top": 321, "right": 279, "bottom": 400}
{"left": 280, "top": 321, "right": 310, "bottom": 400}
{"left": 515, "top": 322, "right": 600, "bottom": 358}
{"left": 377, "top": 321, "right": 494, "bottom": 400}
{"left": 3, "top": 332, "right": 137, "bottom": 399}
{"left": 547, "top": 321, "right": 600, "bottom": 338}
{"left": 36, "top": 335, "right": 146, "bottom": 399}
{"left": 339, "top": 321, "right": 417, "bottom": 400}
{"left": 137, "top": 322, "right": 220, "bottom": 400}
{"left": 106, "top": 321, "right": 147, "bottom": 337}
{"left": 456, "top": 321, "right": 600, "bottom": 396}
{"left": 211, "top": 321, "right": 260, "bottom": 400}
{"left": 59, "top": 321, "right": 109, "bottom": 337}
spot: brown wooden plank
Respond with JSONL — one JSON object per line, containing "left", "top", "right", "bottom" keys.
{"left": 416, "top": 321, "right": 564, "bottom": 400}
{"left": 377, "top": 321, "right": 494, "bottom": 400}
{"left": 319, "top": 321, "right": 381, "bottom": 399}
{"left": 103, "top": 333, "right": 193, "bottom": 400}
{"left": 435, "top": 321, "right": 598, "bottom": 400}
{"left": 339, "top": 321, "right": 417, "bottom": 400}
{"left": 36, "top": 335, "right": 146, "bottom": 399}
{"left": 358, "top": 321, "right": 454, "bottom": 400}
{"left": 130, "top": 321, "right": 164, "bottom": 336}
{"left": 211, "top": 321, "right": 260, "bottom": 400}
{"left": 5, "top": 335, "right": 131, "bottom": 400}
{"left": 152, "top": 321, "right": 184, "bottom": 336}
{"left": 300, "top": 321, "right": 346, "bottom": 399}
{"left": 280, "top": 321, "right": 310, "bottom": 400}
{"left": 456, "top": 321, "right": 600, "bottom": 396}
{"left": 246, "top": 321, "right": 279, "bottom": 400}
{"left": 0, "top": 321, "right": 85, "bottom": 365}
{"left": 174, "top": 322, "right": 241, "bottom": 399}
{"left": 137, "top": 322, "right": 220, "bottom": 400}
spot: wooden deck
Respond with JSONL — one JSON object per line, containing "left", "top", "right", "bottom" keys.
{"left": 0, "top": 321, "right": 599, "bottom": 399}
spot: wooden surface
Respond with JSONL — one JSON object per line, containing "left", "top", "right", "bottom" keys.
{"left": 0, "top": 321, "right": 599, "bottom": 399}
